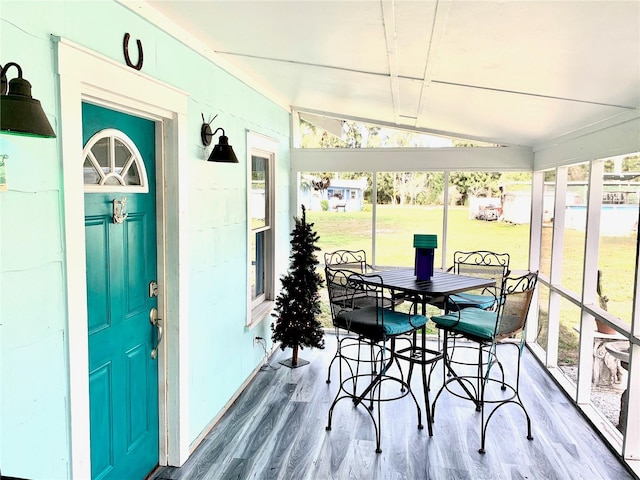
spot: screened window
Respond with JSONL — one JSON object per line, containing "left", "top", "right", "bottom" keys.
{"left": 597, "top": 154, "right": 640, "bottom": 325}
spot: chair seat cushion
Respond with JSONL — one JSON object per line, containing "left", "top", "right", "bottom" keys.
{"left": 431, "top": 307, "right": 497, "bottom": 340}
{"left": 336, "top": 306, "right": 427, "bottom": 342}
{"left": 447, "top": 293, "right": 496, "bottom": 311}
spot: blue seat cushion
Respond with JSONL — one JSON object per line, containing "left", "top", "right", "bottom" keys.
{"left": 431, "top": 307, "right": 497, "bottom": 341}
{"left": 447, "top": 293, "right": 496, "bottom": 311}
{"left": 336, "top": 306, "right": 427, "bottom": 342}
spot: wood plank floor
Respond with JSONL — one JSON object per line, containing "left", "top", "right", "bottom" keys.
{"left": 152, "top": 333, "right": 636, "bottom": 480}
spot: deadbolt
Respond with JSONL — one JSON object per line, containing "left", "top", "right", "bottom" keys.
{"left": 149, "top": 281, "right": 158, "bottom": 298}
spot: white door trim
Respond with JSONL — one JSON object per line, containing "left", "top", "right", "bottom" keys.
{"left": 55, "top": 37, "right": 191, "bottom": 477}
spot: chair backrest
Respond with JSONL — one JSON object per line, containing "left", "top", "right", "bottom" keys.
{"left": 452, "top": 250, "right": 510, "bottom": 298}
{"left": 324, "top": 266, "right": 383, "bottom": 320}
{"left": 325, "top": 267, "right": 352, "bottom": 315}
{"left": 495, "top": 271, "right": 538, "bottom": 340}
{"left": 452, "top": 250, "right": 510, "bottom": 280}
{"left": 324, "top": 249, "right": 373, "bottom": 273}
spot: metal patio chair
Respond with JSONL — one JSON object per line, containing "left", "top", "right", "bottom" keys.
{"left": 430, "top": 271, "right": 539, "bottom": 453}
{"left": 444, "top": 250, "right": 511, "bottom": 312}
{"left": 324, "top": 268, "right": 427, "bottom": 453}
{"left": 324, "top": 250, "right": 397, "bottom": 383}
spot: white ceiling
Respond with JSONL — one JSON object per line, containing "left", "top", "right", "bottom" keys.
{"left": 137, "top": 0, "right": 640, "bottom": 148}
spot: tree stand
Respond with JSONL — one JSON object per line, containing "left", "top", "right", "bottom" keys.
{"left": 279, "top": 345, "right": 310, "bottom": 368}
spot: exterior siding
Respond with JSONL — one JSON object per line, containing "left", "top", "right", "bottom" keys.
{"left": 0, "top": 2, "right": 290, "bottom": 478}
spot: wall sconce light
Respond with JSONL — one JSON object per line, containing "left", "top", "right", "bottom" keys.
{"left": 200, "top": 114, "right": 238, "bottom": 163}
{"left": 1, "top": 62, "right": 56, "bottom": 138}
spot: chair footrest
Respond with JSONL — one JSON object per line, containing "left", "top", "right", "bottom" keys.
{"left": 336, "top": 339, "right": 389, "bottom": 365}
{"left": 439, "top": 374, "right": 519, "bottom": 405}
{"left": 396, "top": 345, "right": 443, "bottom": 365}
{"left": 338, "top": 373, "right": 413, "bottom": 404}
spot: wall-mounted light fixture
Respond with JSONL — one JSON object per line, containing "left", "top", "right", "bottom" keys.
{"left": 200, "top": 114, "right": 238, "bottom": 163}
{"left": 1, "top": 62, "right": 56, "bottom": 138}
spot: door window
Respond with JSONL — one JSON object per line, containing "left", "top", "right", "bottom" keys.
{"left": 83, "top": 128, "right": 149, "bottom": 192}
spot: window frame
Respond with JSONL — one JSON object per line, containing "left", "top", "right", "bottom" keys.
{"left": 247, "top": 131, "right": 277, "bottom": 326}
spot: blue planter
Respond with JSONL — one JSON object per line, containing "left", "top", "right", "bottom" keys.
{"left": 413, "top": 234, "right": 437, "bottom": 281}
{"left": 414, "top": 248, "right": 435, "bottom": 281}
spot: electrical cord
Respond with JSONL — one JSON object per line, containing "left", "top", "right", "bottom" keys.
{"left": 255, "top": 337, "right": 280, "bottom": 371}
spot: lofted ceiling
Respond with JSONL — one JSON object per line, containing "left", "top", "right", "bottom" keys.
{"left": 134, "top": 0, "right": 640, "bottom": 148}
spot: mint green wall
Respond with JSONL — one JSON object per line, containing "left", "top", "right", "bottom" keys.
{"left": 1, "top": 3, "right": 70, "bottom": 478}
{"left": 0, "top": 2, "right": 290, "bottom": 478}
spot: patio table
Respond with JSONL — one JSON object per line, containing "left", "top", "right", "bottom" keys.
{"left": 356, "top": 268, "right": 496, "bottom": 435}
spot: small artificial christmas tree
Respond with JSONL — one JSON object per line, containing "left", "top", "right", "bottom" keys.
{"left": 271, "top": 205, "right": 325, "bottom": 367}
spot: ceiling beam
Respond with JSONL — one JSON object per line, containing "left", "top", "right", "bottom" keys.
{"left": 432, "top": 80, "right": 637, "bottom": 110}
{"left": 292, "top": 106, "right": 526, "bottom": 147}
{"left": 534, "top": 112, "right": 640, "bottom": 170}
{"left": 291, "top": 145, "right": 534, "bottom": 173}
{"left": 415, "top": 0, "right": 450, "bottom": 128}
{"left": 381, "top": 0, "right": 400, "bottom": 125}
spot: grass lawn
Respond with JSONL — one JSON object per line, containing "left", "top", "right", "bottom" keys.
{"left": 307, "top": 205, "right": 636, "bottom": 366}
{"left": 309, "top": 206, "right": 530, "bottom": 330}
{"left": 309, "top": 205, "right": 531, "bottom": 267}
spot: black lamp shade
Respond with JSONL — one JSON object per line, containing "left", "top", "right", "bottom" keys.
{"left": 1, "top": 76, "right": 56, "bottom": 138}
{"left": 208, "top": 134, "right": 238, "bottom": 163}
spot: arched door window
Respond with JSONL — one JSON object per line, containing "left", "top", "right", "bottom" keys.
{"left": 82, "top": 128, "right": 149, "bottom": 193}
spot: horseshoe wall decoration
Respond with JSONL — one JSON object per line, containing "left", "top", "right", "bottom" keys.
{"left": 123, "top": 33, "right": 143, "bottom": 70}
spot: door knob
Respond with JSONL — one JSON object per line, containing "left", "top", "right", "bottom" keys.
{"left": 149, "top": 307, "right": 163, "bottom": 359}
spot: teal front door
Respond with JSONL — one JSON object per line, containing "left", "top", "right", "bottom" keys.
{"left": 83, "top": 103, "right": 159, "bottom": 480}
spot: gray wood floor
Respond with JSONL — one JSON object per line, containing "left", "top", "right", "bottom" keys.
{"left": 152, "top": 333, "right": 636, "bottom": 480}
